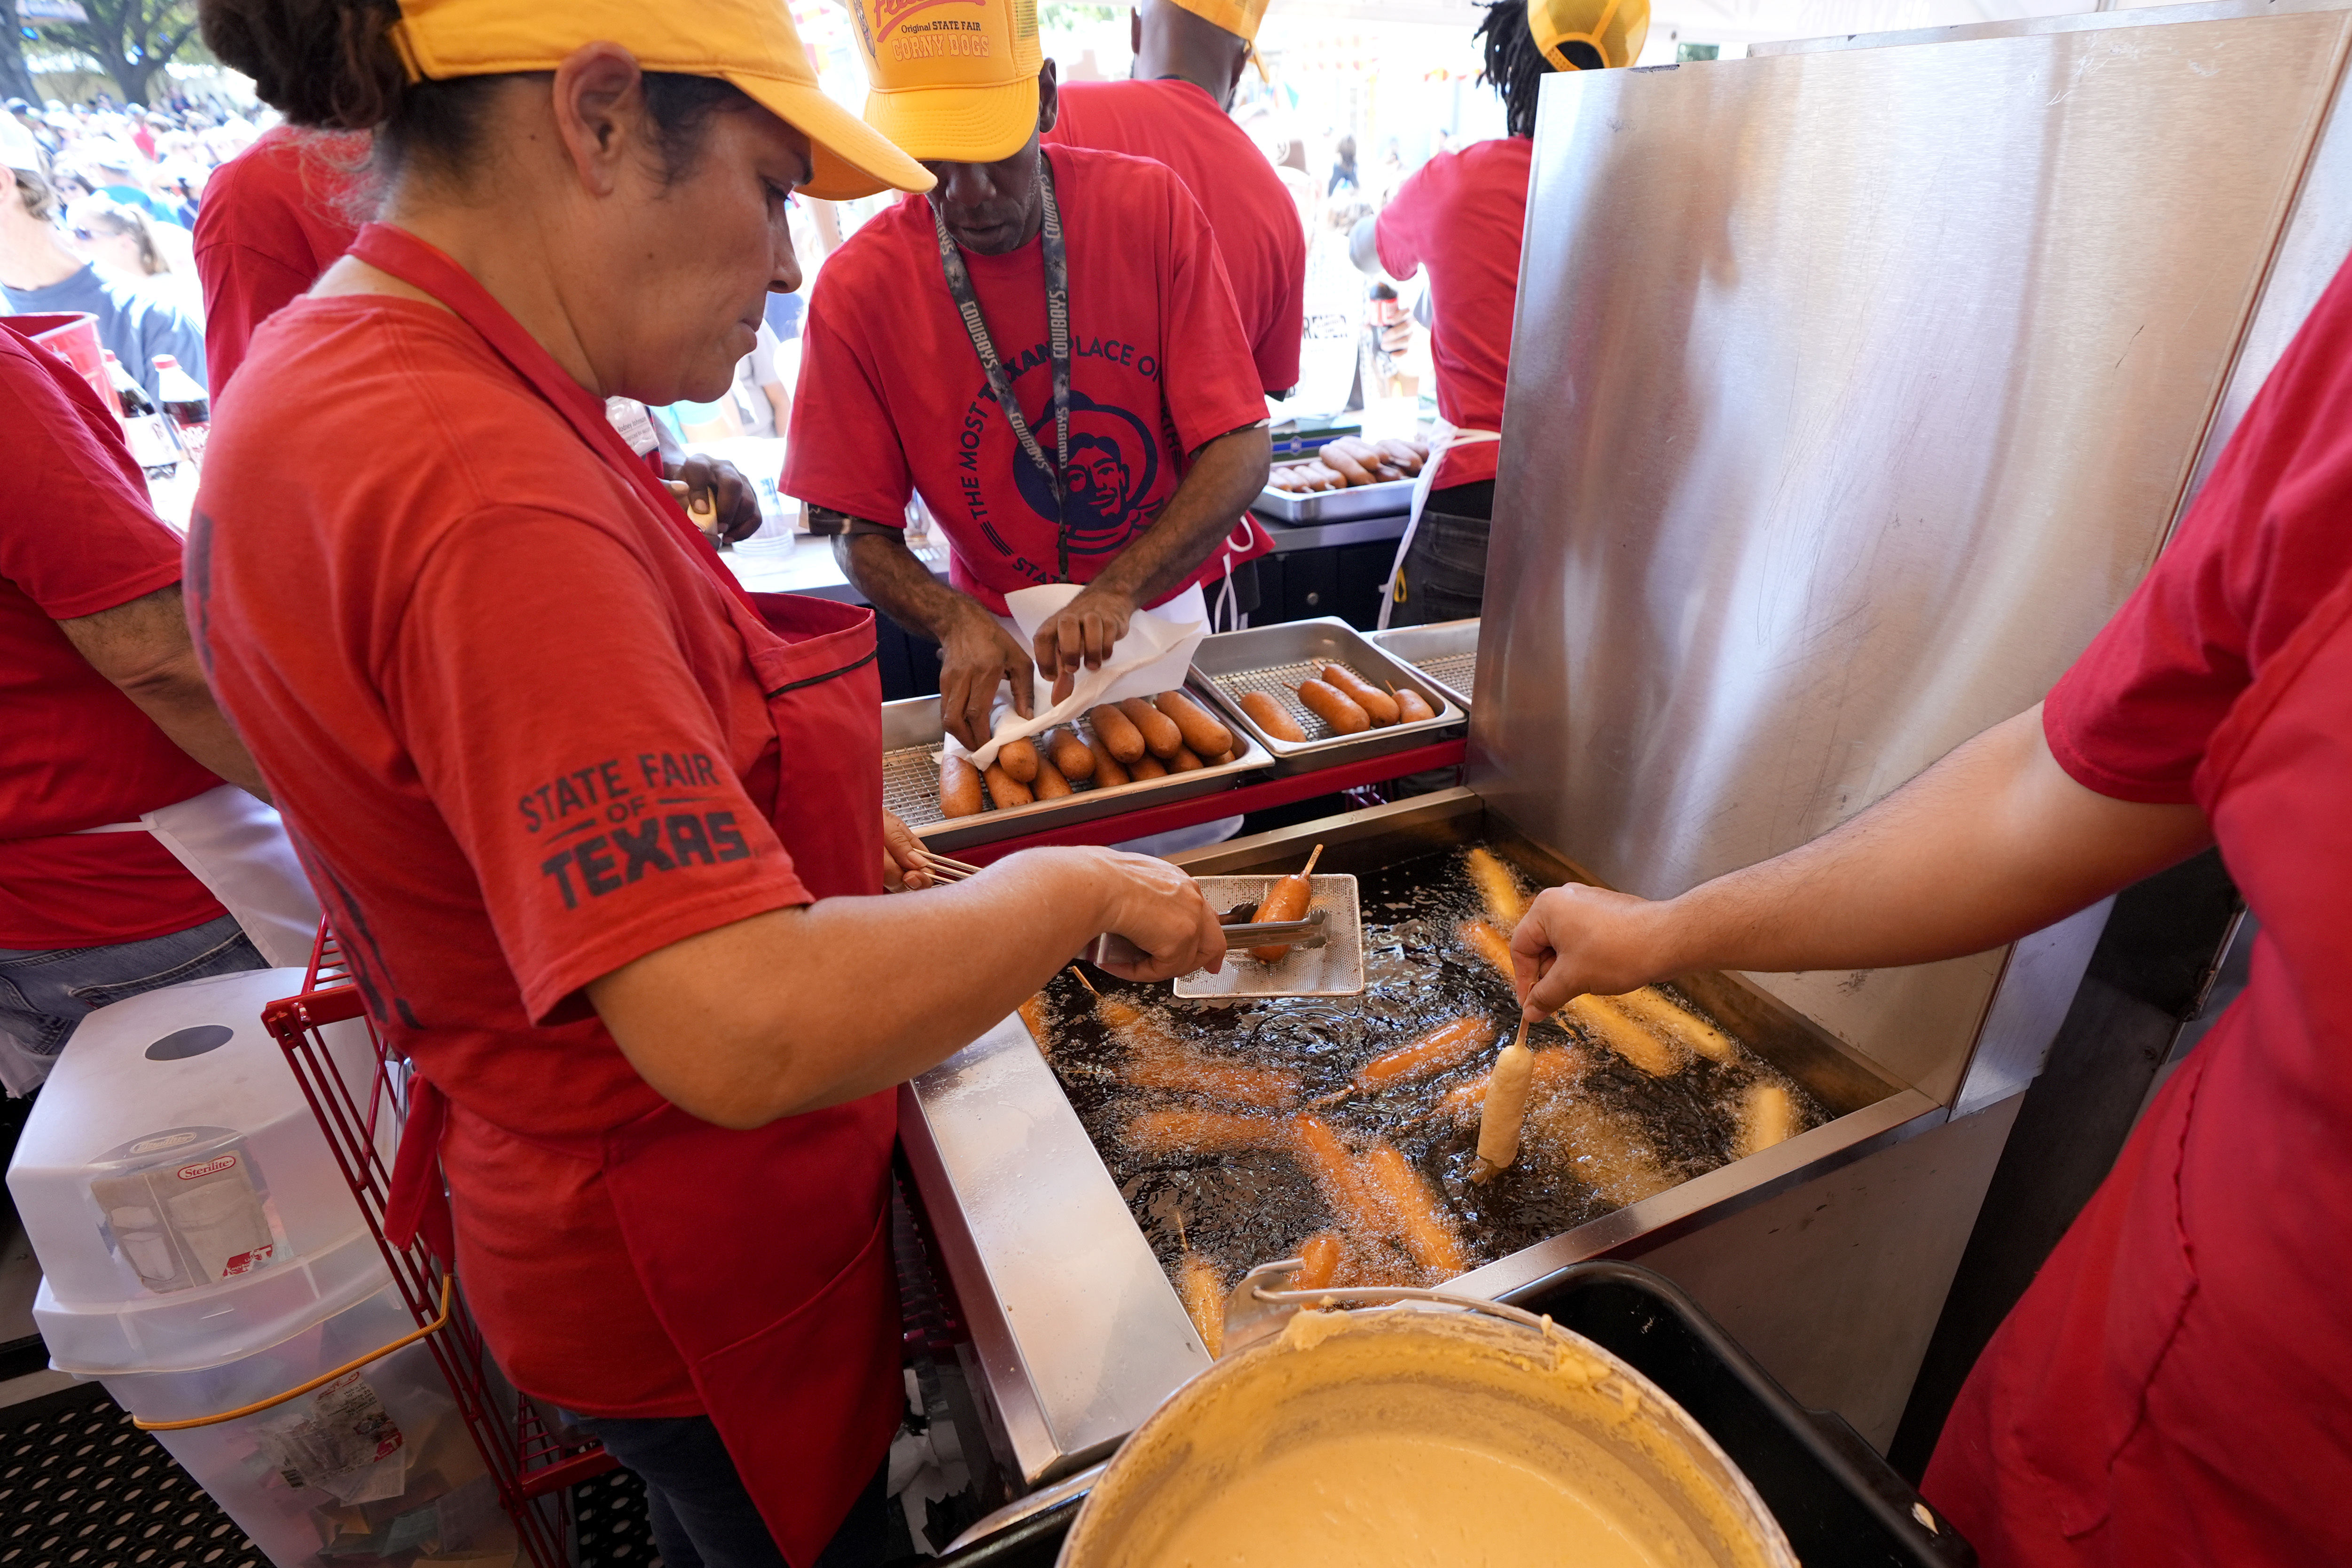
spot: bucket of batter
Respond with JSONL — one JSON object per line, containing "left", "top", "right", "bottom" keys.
{"left": 1057, "top": 1300, "right": 1796, "bottom": 1568}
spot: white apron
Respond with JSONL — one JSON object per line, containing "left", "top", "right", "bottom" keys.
{"left": 75, "top": 785, "right": 323, "bottom": 967}
{"left": 1376, "top": 426, "right": 1501, "bottom": 630}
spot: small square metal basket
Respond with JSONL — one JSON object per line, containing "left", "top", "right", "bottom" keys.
{"left": 1173, "top": 873, "right": 1362, "bottom": 1000}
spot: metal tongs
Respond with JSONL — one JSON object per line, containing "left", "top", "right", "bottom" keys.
{"left": 1083, "top": 903, "right": 1330, "bottom": 970}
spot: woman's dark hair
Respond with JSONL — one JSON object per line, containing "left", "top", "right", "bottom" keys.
{"left": 197, "top": 0, "right": 751, "bottom": 184}
{"left": 1477, "top": 0, "right": 1595, "bottom": 140}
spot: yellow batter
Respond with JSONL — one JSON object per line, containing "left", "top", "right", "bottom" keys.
{"left": 1152, "top": 1428, "right": 1670, "bottom": 1568}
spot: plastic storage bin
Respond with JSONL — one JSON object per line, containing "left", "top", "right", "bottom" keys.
{"left": 7, "top": 968, "right": 510, "bottom": 1568}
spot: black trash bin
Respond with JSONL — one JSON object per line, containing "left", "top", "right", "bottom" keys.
{"left": 933, "top": 1260, "right": 1973, "bottom": 1567}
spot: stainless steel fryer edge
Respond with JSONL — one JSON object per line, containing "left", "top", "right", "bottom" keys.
{"left": 898, "top": 1017, "right": 1212, "bottom": 1487}
{"left": 1250, "top": 475, "right": 1417, "bottom": 524}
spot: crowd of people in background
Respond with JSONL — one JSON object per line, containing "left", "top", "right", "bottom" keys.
{"left": 0, "top": 93, "right": 267, "bottom": 398}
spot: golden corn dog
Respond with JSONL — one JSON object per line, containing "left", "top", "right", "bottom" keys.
{"left": 983, "top": 762, "right": 1034, "bottom": 809}
{"left": 1735, "top": 1083, "right": 1800, "bottom": 1159}
{"left": 1123, "top": 1108, "right": 1285, "bottom": 1158}
{"left": 1359, "top": 1144, "right": 1466, "bottom": 1278}
{"left": 1295, "top": 677, "right": 1370, "bottom": 735}
{"left": 1085, "top": 731, "right": 1132, "bottom": 786}
{"left": 1249, "top": 845, "right": 1322, "bottom": 963}
{"left": 1119, "top": 696, "right": 1185, "bottom": 760}
{"left": 1528, "top": 1092, "right": 1677, "bottom": 1207}
{"left": 1126, "top": 1035, "right": 1302, "bottom": 1107}
{"left": 1205, "top": 749, "right": 1236, "bottom": 766}
{"left": 1356, "top": 1016, "right": 1495, "bottom": 1089}
{"left": 1044, "top": 725, "right": 1096, "bottom": 782}
{"left": 1154, "top": 690, "right": 1233, "bottom": 758}
{"left": 1292, "top": 1232, "right": 1344, "bottom": 1294}
{"left": 1031, "top": 758, "right": 1073, "bottom": 799}
{"left": 1605, "top": 987, "right": 1737, "bottom": 1063}
{"left": 1239, "top": 690, "right": 1308, "bottom": 742}
{"left": 1474, "top": 1039, "right": 1538, "bottom": 1177}
{"left": 939, "top": 754, "right": 984, "bottom": 818}
{"left": 1321, "top": 664, "right": 1401, "bottom": 726}
{"left": 1393, "top": 686, "right": 1436, "bottom": 724}
{"left": 1129, "top": 752, "right": 1169, "bottom": 780}
{"left": 1559, "top": 995, "right": 1684, "bottom": 1077}
{"left": 1178, "top": 1252, "right": 1225, "bottom": 1356}
{"left": 1459, "top": 918, "right": 1514, "bottom": 978}
{"left": 1464, "top": 847, "right": 1528, "bottom": 931}
{"left": 1169, "top": 745, "right": 1205, "bottom": 772}
{"left": 992, "top": 712, "right": 1040, "bottom": 783}
{"left": 1089, "top": 703, "right": 1147, "bottom": 763}
{"left": 1440, "top": 1046, "right": 1586, "bottom": 1124}
{"left": 1291, "top": 1113, "right": 1382, "bottom": 1235}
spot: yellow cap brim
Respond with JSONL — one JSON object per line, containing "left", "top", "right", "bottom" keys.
{"left": 728, "top": 73, "right": 936, "bottom": 200}
{"left": 860, "top": 74, "right": 1039, "bottom": 167}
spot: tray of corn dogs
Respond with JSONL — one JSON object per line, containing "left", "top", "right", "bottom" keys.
{"left": 881, "top": 684, "right": 1276, "bottom": 851}
{"left": 1189, "top": 619, "right": 1465, "bottom": 776}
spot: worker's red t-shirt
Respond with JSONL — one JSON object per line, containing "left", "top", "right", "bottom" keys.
{"left": 784, "top": 145, "right": 1270, "bottom": 616}
{"left": 1925, "top": 252, "right": 2352, "bottom": 1564}
{"left": 192, "top": 125, "right": 366, "bottom": 400}
{"left": 189, "top": 293, "right": 813, "bottom": 1417}
{"left": 1374, "top": 136, "right": 1532, "bottom": 491}
{"left": 1045, "top": 79, "right": 1307, "bottom": 396}
{"left": 0, "top": 323, "right": 223, "bottom": 949}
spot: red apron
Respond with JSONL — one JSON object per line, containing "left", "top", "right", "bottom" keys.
{"left": 360, "top": 225, "right": 902, "bottom": 1567}
{"left": 1924, "top": 565, "right": 2352, "bottom": 1565}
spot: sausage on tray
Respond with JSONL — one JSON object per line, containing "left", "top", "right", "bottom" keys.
{"left": 983, "top": 762, "right": 1034, "bottom": 809}
{"left": 1393, "top": 686, "right": 1436, "bottom": 724}
{"left": 1086, "top": 731, "right": 1132, "bottom": 786}
{"left": 1119, "top": 696, "right": 1185, "bottom": 760}
{"left": 1296, "top": 678, "right": 1371, "bottom": 735}
{"left": 939, "top": 755, "right": 984, "bottom": 818}
{"left": 1239, "top": 689, "right": 1308, "bottom": 742}
{"left": 1045, "top": 726, "right": 1096, "bottom": 782}
{"left": 1032, "top": 759, "right": 1073, "bottom": 799}
{"left": 1129, "top": 753, "right": 1170, "bottom": 780}
{"left": 1154, "top": 690, "right": 1233, "bottom": 758}
{"left": 1321, "top": 664, "right": 1401, "bottom": 726}
{"left": 1089, "top": 703, "right": 1147, "bottom": 763}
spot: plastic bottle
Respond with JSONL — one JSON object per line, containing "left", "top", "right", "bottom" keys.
{"left": 151, "top": 354, "right": 210, "bottom": 472}
{"left": 104, "top": 350, "right": 179, "bottom": 479}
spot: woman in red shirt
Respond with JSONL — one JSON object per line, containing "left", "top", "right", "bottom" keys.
{"left": 1506, "top": 252, "right": 2352, "bottom": 1562}
{"left": 188, "top": 1, "right": 1224, "bottom": 1564}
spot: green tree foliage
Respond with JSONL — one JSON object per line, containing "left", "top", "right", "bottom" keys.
{"left": 36, "top": 0, "right": 196, "bottom": 106}
{"left": 1, "top": 0, "right": 39, "bottom": 105}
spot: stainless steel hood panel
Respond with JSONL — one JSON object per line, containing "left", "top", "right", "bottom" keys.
{"left": 1472, "top": 16, "right": 2352, "bottom": 1100}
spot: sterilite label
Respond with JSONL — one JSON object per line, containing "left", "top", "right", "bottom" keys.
{"left": 176, "top": 1154, "right": 237, "bottom": 1181}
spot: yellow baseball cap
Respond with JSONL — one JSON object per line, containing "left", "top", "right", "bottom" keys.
{"left": 385, "top": 0, "right": 934, "bottom": 200}
{"left": 1526, "top": 0, "right": 1649, "bottom": 71}
{"left": 846, "top": 0, "right": 1044, "bottom": 165}
{"left": 1164, "top": 0, "right": 1270, "bottom": 45}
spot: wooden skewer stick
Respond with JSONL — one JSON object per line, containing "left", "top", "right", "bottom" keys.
{"left": 1301, "top": 842, "right": 1326, "bottom": 879}
{"left": 1068, "top": 966, "right": 1099, "bottom": 995}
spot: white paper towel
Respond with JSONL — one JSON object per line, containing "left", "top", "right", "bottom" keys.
{"left": 941, "top": 582, "right": 1211, "bottom": 772}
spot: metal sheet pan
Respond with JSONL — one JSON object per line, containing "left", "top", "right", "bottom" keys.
{"left": 1367, "top": 618, "right": 1480, "bottom": 712}
{"left": 900, "top": 791, "right": 1942, "bottom": 1494}
{"left": 1249, "top": 475, "right": 1416, "bottom": 525}
{"left": 882, "top": 687, "right": 1272, "bottom": 852}
{"left": 1188, "top": 619, "right": 1464, "bottom": 776}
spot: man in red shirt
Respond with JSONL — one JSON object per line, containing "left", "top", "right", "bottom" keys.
{"left": 192, "top": 125, "right": 367, "bottom": 399}
{"left": 787, "top": 0, "right": 1272, "bottom": 749}
{"left": 1507, "top": 251, "right": 2352, "bottom": 1564}
{"left": 0, "top": 322, "right": 271, "bottom": 1091}
{"left": 1043, "top": 0, "right": 1304, "bottom": 399}
{"left": 1355, "top": 0, "right": 1646, "bottom": 625}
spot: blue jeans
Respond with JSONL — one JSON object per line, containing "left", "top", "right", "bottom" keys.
{"left": 583, "top": 1414, "right": 887, "bottom": 1568}
{"left": 0, "top": 913, "right": 267, "bottom": 1058}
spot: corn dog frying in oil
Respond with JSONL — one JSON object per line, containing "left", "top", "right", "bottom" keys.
{"left": 1178, "top": 1253, "right": 1225, "bottom": 1357}
{"left": 1356, "top": 1016, "right": 1495, "bottom": 1090}
{"left": 1473, "top": 1022, "right": 1537, "bottom": 1184}
{"left": 1358, "top": 1143, "right": 1466, "bottom": 1278}
{"left": 1605, "top": 986, "right": 1737, "bottom": 1063}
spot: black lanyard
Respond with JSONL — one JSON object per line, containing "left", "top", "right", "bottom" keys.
{"left": 932, "top": 155, "right": 1074, "bottom": 580}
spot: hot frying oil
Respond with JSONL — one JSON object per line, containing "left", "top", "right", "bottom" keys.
{"left": 1025, "top": 845, "right": 1827, "bottom": 1298}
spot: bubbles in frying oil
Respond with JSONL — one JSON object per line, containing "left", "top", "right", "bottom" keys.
{"left": 1036, "top": 844, "right": 1835, "bottom": 1294}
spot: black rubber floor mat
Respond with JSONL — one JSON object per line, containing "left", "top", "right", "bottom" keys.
{"left": 0, "top": 1382, "right": 264, "bottom": 1568}
{"left": 0, "top": 1383, "right": 666, "bottom": 1568}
